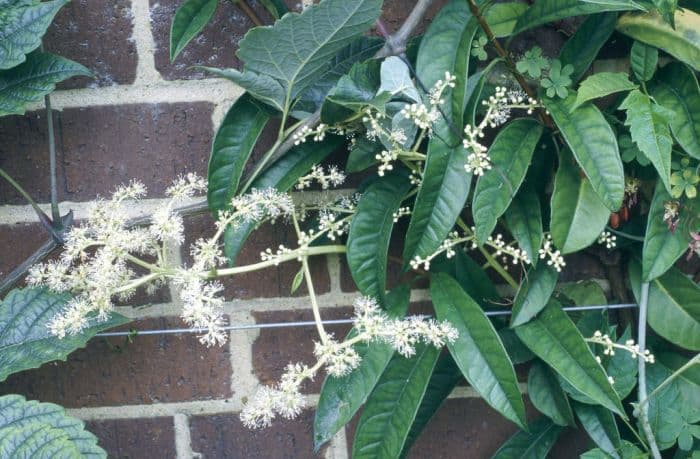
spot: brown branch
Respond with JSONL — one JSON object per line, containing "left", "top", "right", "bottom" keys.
{"left": 233, "top": 0, "right": 264, "bottom": 27}
{"left": 375, "top": 0, "right": 435, "bottom": 58}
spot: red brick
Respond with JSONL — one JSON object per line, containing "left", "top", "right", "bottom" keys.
{"left": 0, "top": 103, "right": 213, "bottom": 204}
{"left": 0, "top": 223, "right": 53, "bottom": 280}
{"left": 0, "top": 316, "right": 232, "bottom": 407}
{"left": 85, "top": 417, "right": 176, "bottom": 458}
{"left": 379, "top": 0, "right": 447, "bottom": 36}
{"left": 45, "top": 0, "right": 137, "bottom": 89}
{"left": 189, "top": 409, "right": 326, "bottom": 458}
{"left": 251, "top": 308, "right": 353, "bottom": 393}
{"left": 182, "top": 214, "right": 330, "bottom": 299}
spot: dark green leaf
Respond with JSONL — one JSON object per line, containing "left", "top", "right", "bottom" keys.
{"left": 0, "top": 52, "right": 91, "bottom": 117}
{"left": 514, "top": 302, "right": 625, "bottom": 416}
{"left": 314, "top": 286, "right": 410, "bottom": 451}
{"left": 491, "top": 417, "right": 563, "bottom": 459}
{"left": 644, "top": 363, "right": 685, "bottom": 449}
{"left": 504, "top": 186, "right": 543, "bottom": 267}
{"left": 431, "top": 273, "right": 527, "bottom": 428}
{"left": 656, "top": 352, "right": 700, "bottom": 409}
{"left": 641, "top": 181, "right": 689, "bottom": 281}
{"left": 258, "top": 0, "right": 288, "bottom": 19}
{"left": 473, "top": 118, "right": 542, "bottom": 244}
{"left": 605, "top": 328, "right": 638, "bottom": 399}
{"left": 581, "top": 441, "right": 646, "bottom": 459}
{"left": 630, "top": 260, "right": 700, "bottom": 351}
{"left": 169, "top": 0, "right": 217, "bottom": 61}
{"left": 559, "top": 13, "right": 618, "bottom": 83}
{"left": 513, "top": 0, "right": 642, "bottom": 34}
{"left": 0, "top": 287, "right": 129, "bottom": 382}
{"left": 321, "top": 59, "right": 385, "bottom": 124}
{"left": 573, "top": 72, "right": 637, "bottom": 110}
{"left": 543, "top": 95, "right": 624, "bottom": 211}
{"left": 631, "top": 41, "right": 658, "bottom": 81}
{"left": 528, "top": 361, "right": 575, "bottom": 426}
{"left": 202, "top": 66, "right": 286, "bottom": 112}
{"left": 463, "top": 59, "right": 501, "bottom": 127}
{"left": 574, "top": 402, "right": 622, "bottom": 458}
{"left": 484, "top": 2, "right": 529, "bottom": 37}
{"left": 352, "top": 343, "right": 440, "bottom": 459}
{"left": 347, "top": 174, "right": 412, "bottom": 301}
{"left": 454, "top": 251, "right": 501, "bottom": 308}
{"left": 649, "top": 62, "right": 700, "bottom": 159}
{"left": 550, "top": 149, "right": 611, "bottom": 254}
{"left": 0, "top": 0, "right": 67, "bottom": 69}
{"left": 499, "top": 328, "right": 535, "bottom": 364}
{"left": 510, "top": 263, "right": 558, "bottom": 327}
{"left": 347, "top": 136, "right": 382, "bottom": 173}
{"left": 559, "top": 281, "right": 607, "bottom": 307}
{"left": 207, "top": 94, "right": 271, "bottom": 213}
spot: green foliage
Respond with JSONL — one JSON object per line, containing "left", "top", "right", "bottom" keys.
{"left": 491, "top": 417, "right": 563, "bottom": 458}
{"left": 573, "top": 72, "right": 637, "bottom": 110}
{"left": 169, "top": 0, "right": 218, "bottom": 61}
{"left": 541, "top": 60, "right": 574, "bottom": 98}
{"left": 503, "top": 186, "right": 543, "bottom": 266}
{"left": 527, "top": 361, "right": 575, "bottom": 427}
{"left": 510, "top": 263, "right": 558, "bottom": 327}
{"left": 630, "top": 41, "right": 659, "bottom": 81}
{"left": 574, "top": 402, "right": 623, "bottom": 458}
{"left": 559, "top": 13, "right": 618, "bottom": 83}
{"left": 514, "top": 0, "right": 643, "bottom": 34}
{"left": 516, "top": 46, "right": 549, "bottom": 78}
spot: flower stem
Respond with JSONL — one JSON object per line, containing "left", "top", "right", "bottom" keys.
{"left": 457, "top": 218, "right": 519, "bottom": 289}
{"left": 211, "top": 245, "right": 346, "bottom": 278}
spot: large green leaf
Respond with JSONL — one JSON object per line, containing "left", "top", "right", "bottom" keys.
{"left": 573, "top": 72, "right": 637, "bottom": 110}
{"left": 550, "top": 149, "right": 610, "bottom": 254}
{"left": 207, "top": 94, "right": 271, "bottom": 213}
{"left": 223, "top": 136, "right": 343, "bottom": 264}
{"left": 559, "top": 281, "right": 607, "bottom": 307}
{"left": 619, "top": 89, "right": 673, "bottom": 193}
{"left": 604, "top": 328, "right": 638, "bottom": 399}
{"left": 528, "top": 361, "right": 575, "bottom": 427}
{"left": 321, "top": 59, "right": 384, "bottom": 124}
{"left": 616, "top": 9, "right": 700, "bottom": 71}
{"left": 203, "top": 66, "right": 285, "bottom": 111}
{"left": 352, "top": 344, "right": 440, "bottom": 459}
{"left": 0, "top": 394, "right": 105, "bottom": 457}
{"left": 169, "top": 0, "right": 217, "bottom": 61}
{"left": 431, "top": 273, "right": 527, "bottom": 428}
{"left": 656, "top": 352, "right": 700, "bottom": 409}
{"left": 484, "top": 2, "right": 529, "bottom": 37}
{"left": 0, "top": 0, "right": 67, "bottom": 69}
{"left": 504, "top": 186, "right": 543, "bottom": 267}
{"left": 559, "top": 13, "right": 618, "bottom": 83}
{"left": 0, "top": 287, "right": 129, "bottom": 382}
{"left": 644, "top": 363, "right": 685, "bottom": 449}
{"left": 313, "top": 286, "right": 410, "bottom": 451}
{"left": 574, "top": 402, "right": 622, "bottom": 459}
{"left": 399, "top": 354, "right": 463, "bottom": 458}
{"left": 0, "top": 52, "right": 91, "bottom": 117}
{"left": 513, "top": 0, "right": 642, "bottom": 34}
{"left": 229, "top": 0, "right": 381, "bottom": 109}
{"left": 514, "top": 302, "right": 625, "bottom": 416}
{"left": 453, "top": 251, "right": 501, "bottom": 308}
{"left": 491, "top": 417, "right": 563, "bottom": 459}
{"left": 510, "top": 263, "right": 558, "bottom": 327}
{"left": 630, "top": 41, "right": 658, "bottom": 82}
{"left": 649, "top": 62, "right": 700, "bottom": 159}
{"left": 641, "top": 181, "right": 689, "bottom": 281}
{"left": 346, "top": 174, "right": 412, "bottom": 301}
{"left": 630, "top": 261, "right": 700, "bottom": 351}
{"left": 473, "top": 119, "right": 542, "bottom": 244}
{"left": 543, "top": 95, "right": 624, "bottom": 211}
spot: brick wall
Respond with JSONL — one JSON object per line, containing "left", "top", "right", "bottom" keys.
{"left": 0, "top": 1, "right": 594, "bottom": 457}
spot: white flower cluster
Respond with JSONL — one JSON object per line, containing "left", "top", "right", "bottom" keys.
{"left": 481, "top": 233, "right": 531, "bottom": 265}
{"left": 292, "top": 123, "right": 327, "bottom": 145}
{"left": 597, "top": 231, "right": 617, "bottom": 249}
{"left": 240, "top": 296, "right": 458, "bottom": 429}
{"left": 318, "top": 210, "right": 349, "bottom": 241}
{"left": 589, "top": 331, "right": 655, "bottom": 363}
{"left": 260, "top": 244, "right": 293, "bottom": 264}
{"left": 295, "top": 164, "right": 346, "bottom": 190}
{"left": 392, "top": 206, "right": 411, "bottom": 223}
{"left": 376, "top": 148, "right": 400, "bottom": 176}
{"left": 410, "top": 231, "right": 467, "bottom": 271}
{"left": 538, "top": 234, "right": 566, "bottom": 272}
{"left": 400, "top": 72, "right": 456, "bottom": 131}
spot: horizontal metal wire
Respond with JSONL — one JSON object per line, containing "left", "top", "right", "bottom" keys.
{"left": 95, "top": 303, "right": 638, "bottom": 337}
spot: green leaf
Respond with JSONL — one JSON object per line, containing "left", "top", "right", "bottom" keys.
{"left": 528, "top": 361, "right": 575, "bottom": 427}
{"left": 431, "top": 273, "right": 527, "bottom": 428}
{"left": 559, "top": 13, "right": 619, "bottom": 83}
{"left": 514, "top": 0, "right": 642, "bottom": 34}
{"left": 453, "top": 251, "right": 501, "bottom": 308}
{"left": 649, "top": 62, "right": 700, "bottom": 159}
{"left": 207, "top": 94, "right": 271, "bottom": 214}
{"left": 258, "top": 0, "right": 288, "bottom": 19}
{"left": 203, "top": 66, "right": 286, "bottom": 112}
{"left": 321, "top": 59, "right": 385, "bottom": 124}
{"left": 543, "top": 95, "right": 624, "bottom": 211}
{"left": 619, "top": 89, "right": 673, "bottom": 194}
{"left": 491, "top": 417, "right": 563, "bottom": 459}
{"left": 403, "top": 136, "right": 470, "bottom": 265}
{"left": 473, "top": 118, "right": 542, "bottom": 244}
{"left": 573, "top": 72, "right": 637, "bottom": 110}
{"left": 616, "top": 9, "right": 700, "bottom": 71}
{"left": 630, "top": 261, "right": 700, "bottom": 351}
{"left": 514, "top": 302, "right": 625, "bottom": 416}
{"left": 399, "top": 354, "right": 463, "bottom": 457}
{"left": 0, "top": 394, "right": 105, "bottom": 457}
{"left": 504, "top": 186, "right": 543, "bottom": 267}
{"left": 346, "top": 136, "right": 382, "bottom": 173}
{"left": 559, "top": 281, "right": 607, "bottom": 307}
{"left": 234, "top": 0, "right": 382, "bottom": 108}
{"left": 484, "top": 2, "right": 529, "bottom": 37}
{"left": 0, "top": 287, "right": 129, "bottom": 382}
{"left": 631, "top": 41, "right": 658, "bottom": 81}
{"left": 656, "top": 352, "right": 700, "bottom": 409}
{"left": 347, "top": 174, "right": 412, "bottom": 301}
{"left": 314, "top": 286, "right": 410, "bottom": 451}
{"left": 352, "top": 343, "right": 440, "bottom": 459}
{"left": 605, "top": 328, "right": 638, "bottom": 399}
{"left": 644, "top": 363, "right": 685, "bottom": 449}
{"left": 0, "top": 52, "right": 91, "bottom": 117}
{"left": 550, "top": 149, "right": 611, "bottom": 254}
{"left": 378, "top": 56, "right": 420, "bottom": 103}
{"left": 169, "top": 0, "right": 217, "bottom": 61}
{"left": 581, "top": 441, "right": 646, "bottom": 459}
{"left": 290, "top": 267, "right": 304, "bottom": 294}
{"left": 223, "top": 136, "right": 343, "bottom": 264}
{"left": 574, "top": 402, "right": 622, "bottom": 458}
{"left": 0, "top": 0, "right": 67, "bottom": 69}
{"left": 499, "top": 328, "right": 535, "bottom": 364}
{"left": 463, "top": 59, "right": 501, "bottom": 127}
{"left": 641, "top": 181, "right": 689, "bottom": 281}
{"left": 510, "top": 264, "right": 559, "bottom": 327}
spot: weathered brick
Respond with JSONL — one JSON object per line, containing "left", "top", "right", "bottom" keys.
{"left": 0, "top": 103, "right": 213, "bottom": 204}
{"left": 85, "top": 417, "right": 176, "bottom": 458}
{"left": 45, "top": 0, "right": 137, "bottom": 89}
{"left": 190, "top": 409, "right": 326, "bottom": 458}
{"left": 378, "top": 0, "right": 447, "bottom": 35}
{"left": 251, "top": 308, "right": 353, "bottom": 393}
{"left": 182, "top": 214, "right": 330, "bottom": 299}
{"left": 0, "top": 316, "right": 232, "bottom": 407}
